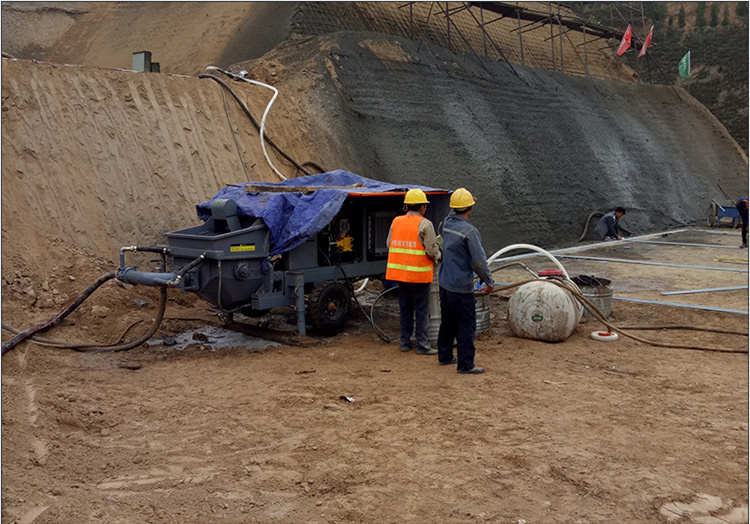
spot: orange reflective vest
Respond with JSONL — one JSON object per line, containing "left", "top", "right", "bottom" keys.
{"left": 385, "top": 214, "right": 434, "bottom": 283}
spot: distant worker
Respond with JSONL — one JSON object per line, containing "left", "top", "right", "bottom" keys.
{"left": 595, "top": 207, "right": 626, "bottom": 241}
{"left": 737, "top": 197, "right": 748, "bottom": 248}
{"left": 437, "top": 188, "right": 495, "bottom": 375}
{"left": 386, "top": 189, "right": 441, "bottom": 355}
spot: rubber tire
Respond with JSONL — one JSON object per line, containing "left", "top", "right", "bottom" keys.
{"left": 309, "top": 281, "right": 352, "bottom": 335}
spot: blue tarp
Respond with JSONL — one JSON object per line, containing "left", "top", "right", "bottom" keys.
{"left": 196, "top": 170, "right": 446, "bottom": 257}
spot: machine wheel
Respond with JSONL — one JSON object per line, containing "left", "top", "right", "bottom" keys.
{"left": 309, "top": 281, "right": 352, "bottom": 335}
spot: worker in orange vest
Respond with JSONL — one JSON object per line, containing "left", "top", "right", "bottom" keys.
{"left": 386, "top": 189, "right": 441, "bottom": 355}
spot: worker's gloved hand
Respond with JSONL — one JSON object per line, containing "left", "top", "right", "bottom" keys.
{"left": 436, "top": 235, "right": 443, "bottom": 249}
{"left": 482, "top": 283, "right": 495, "bottom": 294}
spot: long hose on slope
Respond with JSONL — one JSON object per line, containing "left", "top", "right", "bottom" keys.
{"left": 199, "top": 73, "right": 314, "bottom": 178}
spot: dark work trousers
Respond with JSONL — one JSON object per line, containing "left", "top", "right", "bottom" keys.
{"left": 397, "top": 282, "right": 431, "bottom": 351}
{"left": 738, "top": 206, "right": 748, "bottom": 245}
{"left": 437, "top": 287, "right": 476, "bottom": 370}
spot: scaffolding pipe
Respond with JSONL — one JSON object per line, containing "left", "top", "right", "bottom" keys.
{"left": 628, "top": 240, "right": 744, "bottom": 249}
{"left": 661, "top": 285, "right": 748, "bottom": 296}
{"left": 556, "top": 255, "right": 748, "bottom": 274}
{"left": 613, "top": 296, "right": 748, "bottom": 315}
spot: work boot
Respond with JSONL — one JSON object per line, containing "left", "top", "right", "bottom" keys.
{"left": 400, "top": 345, "right": 413, "bottom": 352}
{"left": 415, "top": 347, "right": 437, "bottom": 355}
{"left": 439, "top": 357, "right": 458, "bottom": 366}
{"left": 741, "top": 243, "right": 748, "bottom": 248}
{"left": 458, "top": 365, "right": 485, "bottom": 375}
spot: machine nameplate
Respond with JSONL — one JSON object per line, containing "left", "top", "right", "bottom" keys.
{"left": 231, "top": 244, "right": 256, "bottom": 252}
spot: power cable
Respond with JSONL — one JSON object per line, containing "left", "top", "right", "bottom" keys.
{"left": 198, "top": 73, "right": 313, "bottom": 177}
{"left": 219, "top": 86, "right": 250, "bottom": 179}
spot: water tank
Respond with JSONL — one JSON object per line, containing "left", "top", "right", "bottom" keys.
{"left": 507, "top": 280, "right": 583, "bottom": 342}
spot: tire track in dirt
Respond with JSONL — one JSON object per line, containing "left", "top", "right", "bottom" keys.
{"left": 14, "top": 349, "right": 50, "bottom": 466}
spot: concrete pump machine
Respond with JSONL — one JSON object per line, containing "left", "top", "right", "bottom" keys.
{"left": 116, "top": 171, "right": 450, "bottom": 336}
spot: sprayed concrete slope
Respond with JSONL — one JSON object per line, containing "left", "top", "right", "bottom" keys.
{"left": 2, "top": 32, "right": 747, "bottom": 277}
{"left": 239, "top": 32, "right": 747, "bottom": 251}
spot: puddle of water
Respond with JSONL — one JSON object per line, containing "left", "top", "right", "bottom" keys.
{"left": 147, "top": 325, "right": 281, "bottom": 351}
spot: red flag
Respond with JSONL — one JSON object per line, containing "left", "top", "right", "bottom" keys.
{"left": 638, "top": 25, "right": 654, "bottom": 57}
{"left": 617, "top": 25, "right": 632, "bottom": 56}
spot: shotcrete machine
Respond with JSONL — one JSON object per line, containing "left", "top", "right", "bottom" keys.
{"left": 116, "top": 171, "right": 450, "bottom": 336}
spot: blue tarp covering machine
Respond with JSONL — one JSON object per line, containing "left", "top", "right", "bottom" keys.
{"left": 117, "top": 171, "right": 451, "bottom": 336}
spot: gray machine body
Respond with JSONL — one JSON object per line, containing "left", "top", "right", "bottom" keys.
{"left": 118, "top": 194, "right": 450, "bottom": 333}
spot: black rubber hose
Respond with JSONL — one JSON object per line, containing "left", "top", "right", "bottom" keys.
{"left": 369, "top": 285, "right": 399, "bottom": 343}
{"left": 70, "top": 287, "right": 168, "bottom": 352}
{"left": 2, "top": 319, "right": 143, "bottom": 349}
{"left": 2, "top": 287, "right": 168, "bottom": 353}
{"left": 299, "top": 161, "right": 328, "bottom": 175}
{"left": 334, "top": 264, "right": 391, "bottom": 342}
{"left": 198, "top": 73, "right": 313, "bottom": 177}
{"left": 2, "top": 271, "right": 116, "bottom": 355}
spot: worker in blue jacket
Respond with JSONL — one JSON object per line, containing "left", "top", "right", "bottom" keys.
{"left": 595, "top": 207, "right": 626, "bottom": 240}
{"left": 437, "top": 188, "right": 495, "bottom": 375}
{"left": 737, "top": 197, "right": 748, "bottom": 248}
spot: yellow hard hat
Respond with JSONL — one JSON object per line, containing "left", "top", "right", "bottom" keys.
{"left": 404, "top": 188, "right": 430, "bottom": 205}
{"left": 449, "top": 188, "right": 475, "bottom": 208}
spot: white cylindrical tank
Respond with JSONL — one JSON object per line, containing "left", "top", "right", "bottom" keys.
{"left": 507, "top": 280, "right": 583, "bottom": 342}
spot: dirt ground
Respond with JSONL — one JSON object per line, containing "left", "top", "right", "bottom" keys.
{"left": 2, "top": 228, "right": 747, "bottom": 524}
{"left": 1, "top": 3, "right": 748, "bottom": 523}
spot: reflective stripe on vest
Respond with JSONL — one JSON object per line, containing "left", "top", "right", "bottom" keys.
{"left": 385, "top": 214, "right": 434, "bottom": 283}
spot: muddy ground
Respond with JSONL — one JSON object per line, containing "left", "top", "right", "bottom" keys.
{"left": 2, "top": 228, "right": 747, "bottom": 524}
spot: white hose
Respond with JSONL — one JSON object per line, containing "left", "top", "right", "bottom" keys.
{"left": 206, "top": 66, "right": 287, "bottom": 181}
{"left": 355, "top": 278, "right": 369, "bottom": 294}
{"left": 487, "top": 243, "right": 570, "bottom": 279}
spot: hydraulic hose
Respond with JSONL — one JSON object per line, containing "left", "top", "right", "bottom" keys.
{"left": 2, "top": 271, "right": 116, "bottom": 355}
{"left": 334, "top": 264, "right": 389, "bottom": 342}
{"left": 578, "top": 211, "right": 603, "bottom": 242}
{"left": 199, "top": 71, "right": 313, "bottom": 178}
{"left": 69, "top": 287, "right": 168, "bottom": 352}
{"left": 2, "top": 273, "right": 169, "bottom": 354}
{"left": 369, "top": 285, "right": 399, "bottom": 343}
{"left": 224, "top": 70, "right": 286, "bottom": 181}
{"left": 2, "top": 320, "right": 143, "bottom": 349}
{"left": 487, "top": 244, "right": 569, "bottom": 279}
{"left": 300, "top": 161, "right": 328, "bottom": 175}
